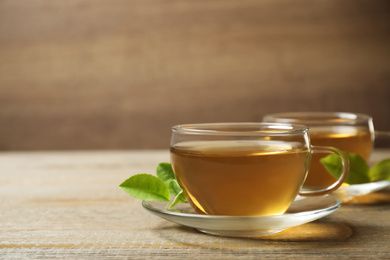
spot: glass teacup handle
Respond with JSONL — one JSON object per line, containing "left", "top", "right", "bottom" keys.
{"left": 375, "top": 131, "right": 390, "bottom": 138}
{"left": 299, "top": 146, "right": 350, "bottom": 197}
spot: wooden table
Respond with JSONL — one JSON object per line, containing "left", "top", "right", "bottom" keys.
{"left": 1, "top": 149, "right": 389, "bottom": 259}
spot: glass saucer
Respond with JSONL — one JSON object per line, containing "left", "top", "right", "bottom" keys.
{"left": 142, "top": 195, "right": 341, "bottom": 237}
{"left": 334, "top": 181, "right": 390, "bottom": 202}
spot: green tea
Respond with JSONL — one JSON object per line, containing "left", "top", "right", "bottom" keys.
{"left": 171, "top": 140, "right": 310, "bottom": 216}
{"left": 305, "top": 126, "right": 373, "bottom": 187}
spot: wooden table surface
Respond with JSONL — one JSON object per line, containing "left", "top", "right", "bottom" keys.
{"left": 1, "top": 149, "right": 389, "bottom": 259}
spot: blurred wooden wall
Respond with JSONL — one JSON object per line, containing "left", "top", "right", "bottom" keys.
{"left": 0, "top": 0, "right": 389, "bottom": 150}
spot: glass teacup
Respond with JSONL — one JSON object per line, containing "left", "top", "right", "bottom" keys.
{"left": 170, "top": 123, "right": 349, "bottom": 216}
{"left": 263, "top": 112, "right": 374, "bottom": 188}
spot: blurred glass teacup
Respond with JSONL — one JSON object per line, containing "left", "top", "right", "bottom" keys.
{"left": 170, "top": 122, "right": 349, "bottom": 216}
{"left": 263, "top": 112, "right": 374, "bottom": 188}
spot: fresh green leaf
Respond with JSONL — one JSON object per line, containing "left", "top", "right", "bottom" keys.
{"left": 168, "top": 179, "right": 184, "bottom": 196}
{"left": 156, "top": 162, "right": 182, "bottom": 195}
{"left": 119, "top": 163, "right": 187, "bottom": 207}
{"left": 168, "top": 190, "right": 186, "bottom": 209}
{"left": 168, "top": 179, "right": 187, "bottom": 204}
{"left": 320, "top": 153, "right": 343, "bottom": 179}
{"left": 320, "top": 152, "right": 371, "bottom": 184}
{"left": 156, "top": 163, "right": 176, "bottom": 185}
{"left": 157, "top": 163, "right": 187, "bottom": 208}
{"left": 119, "top": 173, "right": 170, "bottom": 202}
{"left": 369, "top": 159, "right": 390, "bottom": 181}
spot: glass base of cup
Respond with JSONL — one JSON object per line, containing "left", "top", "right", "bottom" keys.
{"left": 197, "top": 228, "right": 285, "bottom": 237}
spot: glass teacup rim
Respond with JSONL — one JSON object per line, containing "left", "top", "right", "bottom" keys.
{"left": 171, "top": 122, "right": 309, "bottom": 136}
{"left": 263, "top": 112, "right": 372, "bottom": 125}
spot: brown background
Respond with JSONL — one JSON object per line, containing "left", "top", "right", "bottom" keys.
{"left": 0, "top": 0, "right": 389, "bottom": 150}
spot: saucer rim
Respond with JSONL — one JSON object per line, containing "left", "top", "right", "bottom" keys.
{"left": 142, "top": 195, "right": 341, "bottom": 237}
{"left": 142, "top": 194, "right": 341, "bottom": 220}
{"left": 334, "top": 180, "right": 390, "bottom": 200}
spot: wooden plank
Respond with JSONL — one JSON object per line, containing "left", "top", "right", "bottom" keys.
{"left": 0, "top": 0, "right": 389, "bottom": 150}
{"left": 0, "top": 150, "right": 389, "bottom": 258}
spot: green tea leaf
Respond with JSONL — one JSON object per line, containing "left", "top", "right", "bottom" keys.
{"left": 320, "top": 152, "right": 371, "bottom": 184}
{"left": 157, "top": 163, "right": 186, "bottom": 207}
{"left": 157, "top": 162, "right": 175, "bottom": 184}
{"left": 168, "top": 179, "right": 187, "bottom": 204}
{"left": 369, "top": 159, "right": 390, "bottom": 181}
{"left": 119, "top": 174, "right": 170, "bottom": 202}
{"left": 119, "top": 163, "right": 187, "bottom": 207}
{"left": 168, "top": 190, "right": 187, "bottom": 209}
{"left": 156, "top": 162, "right": 182, "bottom": 195}
{"left": 168, "top": 179, "right": 184, "bottom": 196}
{"left": 320, "top": 154, "right": 342, "bottom": 179}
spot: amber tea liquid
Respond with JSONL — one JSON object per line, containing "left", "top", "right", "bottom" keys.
{"left": 171, "top": 140, "right": 310, "bottom": 216}
{"left": 305, "top": 126, "right": 373, "bottom": 187}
